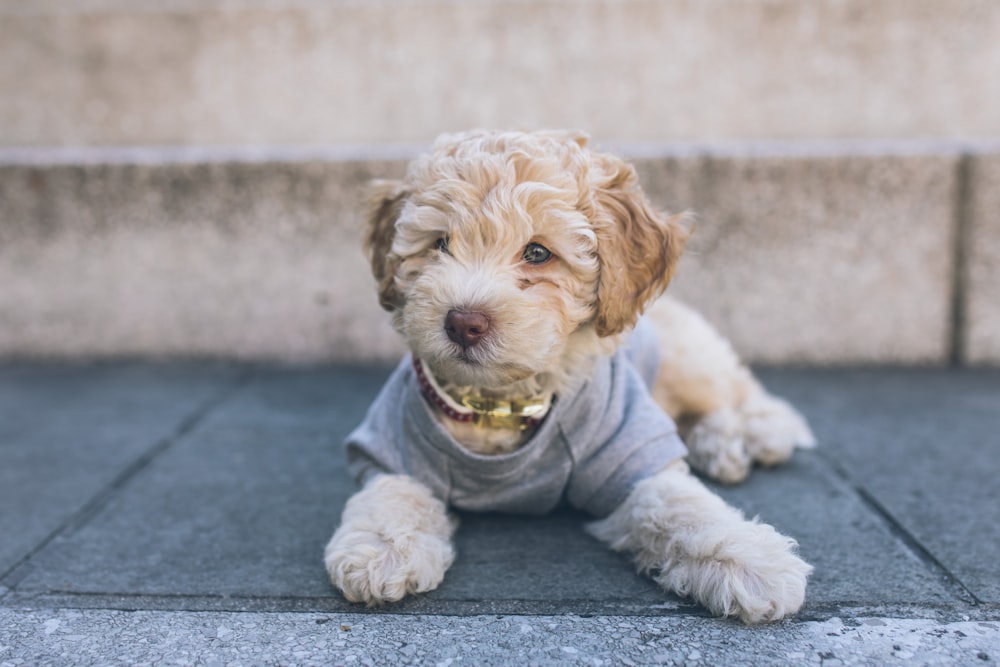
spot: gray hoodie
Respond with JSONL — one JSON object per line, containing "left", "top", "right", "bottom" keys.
{"left": 345, "top": 320, "right": 687, "bottom": 517}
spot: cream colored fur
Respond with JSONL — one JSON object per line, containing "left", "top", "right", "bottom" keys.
{"left": 324, "top": 129, "right": 814, "bottom": 622}
{"left": 646, "top": 297, "right": 816, "bottom": 483}
{"left": 324, "top": 475, "right": 456, "bottom": 605}
{"left": 587, "top": 461, "right": 813, "bottom": 624}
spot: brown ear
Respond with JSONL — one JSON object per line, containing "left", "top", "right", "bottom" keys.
{"left": 364, "top": 180, "right": 410, "bottom": 311}
{"left": 588, "top": 154, "right": 689, "bottom": 337}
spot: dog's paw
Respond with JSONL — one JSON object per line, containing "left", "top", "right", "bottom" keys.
{"left": 683, "top": 408, "right": 752, "bottom": 484}
{"left": 324, "top": 524, "right": 454, "bottom": 605}
{"left": 741, "top": 391, "right": 817, "bottom": 467}
{"left": 590, "top": 468, "right": 812, "bottom": 623}
{"left": 324, "top": 475, "right": 456, "bottom": 605}
{"left": 656, "top": 519, "right": 812, "bottom": 624}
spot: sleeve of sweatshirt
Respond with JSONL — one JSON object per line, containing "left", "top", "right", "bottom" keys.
{"left": 563, "top": 351, "right": 688, "bottom": 518}
{"left": 343, "top": 358, "right": 410, "bottom": 486}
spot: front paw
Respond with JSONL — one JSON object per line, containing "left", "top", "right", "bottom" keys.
{"left": 324, "top": 475, "right": 456, "bottom": 605}
{"left": 656, "top": 520, "right": 812, "bottom": 624}
{"left": 324, "top": 524, "right": 454, "bottom": 605}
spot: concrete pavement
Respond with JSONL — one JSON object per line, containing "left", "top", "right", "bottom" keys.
{"left": 1, "top": 364, "right": 998, "bottom": 665}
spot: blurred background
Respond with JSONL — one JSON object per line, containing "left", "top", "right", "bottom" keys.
{"left": 1, "top": 0, "right": 998, "bottom": 366}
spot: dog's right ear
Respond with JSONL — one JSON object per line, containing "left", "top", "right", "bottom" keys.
{"left": 587, "top": 155, "right": 689, "bottom": 337}
{"left": 364, "top": 180, "right": 410, "bottom": 311}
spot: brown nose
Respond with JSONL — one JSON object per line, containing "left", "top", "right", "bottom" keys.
{"left": 444, "top": 309, "right": 491, "bottom": 349}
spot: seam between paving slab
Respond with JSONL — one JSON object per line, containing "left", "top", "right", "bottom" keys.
{"left": 950, "top": 153, "right": 974, "bottom": 366}
{"left": 2, "top": 591, "right": 995, "bottom": 623}
{"left": 0, "top": 369, "right": 253, "bottom": 592}
{"left": 815, "top": 449, "right": 982, "bottom": 607}
{"left": 3, "top": 592, "right": 994, "bottom": 624}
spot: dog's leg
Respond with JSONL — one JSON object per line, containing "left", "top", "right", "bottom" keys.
{"left": 646, "top": 297, "right": 814, "bottom": 483}
{"left": 587, "top": 462, "right": 812, "bottom": 623}
{"left": 324, "top": 474, "right": 456, "bottom": 605}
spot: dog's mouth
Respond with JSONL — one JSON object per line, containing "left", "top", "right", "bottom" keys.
{"left": 447, "top": 344, "right": 497, "bottom": 373}
{"left": 454, "top": 349, "right": 481, "bottom": 365}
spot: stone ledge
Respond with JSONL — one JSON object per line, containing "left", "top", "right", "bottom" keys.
{"left": 0, "top": 143, "right": 995, "bottom": 364}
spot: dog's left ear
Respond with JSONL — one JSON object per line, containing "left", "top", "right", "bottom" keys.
{"left": 587, "top": 153, "right": 689, "bottom": 337}
{"left": 364, "top": 180, "right": 410, "bottom": 311}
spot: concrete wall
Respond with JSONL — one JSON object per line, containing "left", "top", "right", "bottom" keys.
{"left": 2, "top": 0, "right": 999, "bottom": 147}
{"left": 1, "top": 141, "right": 996, "bottom": 365}
{"left": 2, "top": 1, "right": 996, "bottom": 364}
{"left": 965, "top": 154, "right": 1000, "bottom": 364}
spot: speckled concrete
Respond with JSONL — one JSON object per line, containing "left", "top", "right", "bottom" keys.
{"left": 1, "top": 609, "right": 998, "bottom": 667}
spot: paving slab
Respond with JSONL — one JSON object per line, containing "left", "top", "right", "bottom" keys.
{"left": 3, "top": 366, "right": 968, "bottom": 618}
{"left": 759, "top": 368, "right": 1000, "bottom": 604}
{"left": 2, "top": 366, "right": 387, "bottom": 602}
{"left": 706, "top": 454, "right": 958, "bottom": 609}
{"left": 4, "top": 367, "right": 666, "bottom": 614}
{"left": 0, "top": 363, "right": 242, "bottom": 579}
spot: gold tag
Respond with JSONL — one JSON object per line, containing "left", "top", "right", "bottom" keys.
{"left": 460, "top": 395, "right": 548, "bottom": 430}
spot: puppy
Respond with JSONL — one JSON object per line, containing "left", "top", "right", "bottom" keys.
{"left": 324, "top": 130, "right": 815, "bottom": 623}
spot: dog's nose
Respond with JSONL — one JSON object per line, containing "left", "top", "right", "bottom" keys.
{"left": 444, "top": 309, "right": 491, "bottom": 349}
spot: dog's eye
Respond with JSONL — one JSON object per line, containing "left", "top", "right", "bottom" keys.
{"left": 522, "top": 242, "right": 553, "bottom": 265}
{"left": 435, "top": 236, "right": 451, "bottom": 255}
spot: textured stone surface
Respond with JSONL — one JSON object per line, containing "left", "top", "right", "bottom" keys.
{"left": 2, "top": 0, "right": 1000, "bottom": 147}
{"left": 707, "top": 454, "right": 956, "bottom": 607}
{"left": 0, "top": 155, "right": 407, "bottom": 362}
{"left": 2, "top": 609, "right": 998, "bottom": 667}
{"left": 0, "top": 145, "right": 972, "bottom": 364}
{"left": 8, "top": 368, "right": 383, "bottom": 602}
{"left": 966, "top": 154, "right": 1000, "bottom": 364}
{"left": 638, "top": 150, "right": 960, "bottom": 364}
{"left": 759, "top": 368, "right": 1000, "bottom": 604}
{"left": 0, "top": 363, "right": 241, "bottom": 577}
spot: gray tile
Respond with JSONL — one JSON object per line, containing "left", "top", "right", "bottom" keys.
{"left": 759, "top": 368, "right": 1000, "bottom": 604}
{"left": 12, "top": 368, "right": 386, "bottom": 601}
{"left": 437, "top": 511, "right": 667, "bottom": 608}
{"left": 709, "top": 452, "right": 957, "bottom": 607}
{"left": 13, "top": 366, "right": 961, "bottom": 615}
{"left": 196, "top": 364, "right": 395, "bottom": 434}
{"left": 0, "top": 363, "right": 241, "bottom": 578}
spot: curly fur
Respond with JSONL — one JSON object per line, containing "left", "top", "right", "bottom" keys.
{"left": 325, "top": 475, "right": 456, "bottom": 605}
{"left": 324, "top": 129, "right": 814, "bottom": 622}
